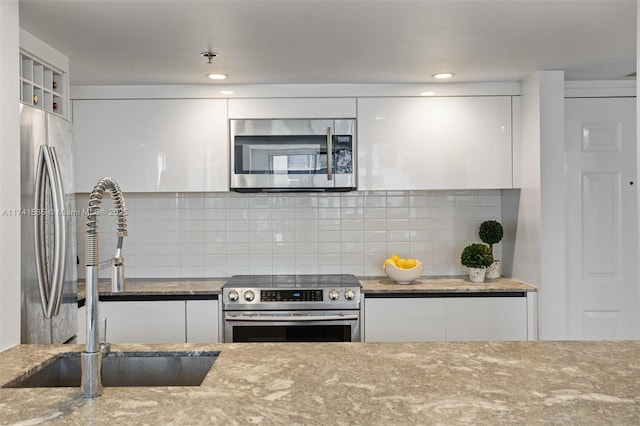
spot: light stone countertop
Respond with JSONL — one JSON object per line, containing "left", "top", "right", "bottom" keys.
{"left": 78, "top": 277, "right": 536, "bottom": 303}
{"left": 1, "top": 340, "right": 639, "bottom": 425}
{"left": 77, "top": 278, "right": 225, "bottom": 302}
{"left": 359, "top": 276, "right": 537, "bottom": 293}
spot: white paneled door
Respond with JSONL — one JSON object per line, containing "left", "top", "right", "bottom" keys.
{"left": 565, "top": 97, "right": 638, "bottom": 340}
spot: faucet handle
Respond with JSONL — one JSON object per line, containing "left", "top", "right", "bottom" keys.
{"left": 112, "top": 258, "right": 125, "bottom": 293}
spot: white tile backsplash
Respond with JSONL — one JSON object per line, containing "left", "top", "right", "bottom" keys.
{"left": 75, "top": 190, "right": 503, "bottom": 279}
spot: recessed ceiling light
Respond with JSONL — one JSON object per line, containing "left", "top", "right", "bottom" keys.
{"left": 220, "top": 90, "right": 234, "bottom": 95}
{"left": 420, "top": 91, "right": 435, "bottom": 96}
{"left": 432, "top": 72, "right": 454, "bottom": 79}
{"left": 207, "top": 73, "right": 227, "bottom": 80}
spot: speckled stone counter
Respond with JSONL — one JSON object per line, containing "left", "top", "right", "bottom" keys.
{"left": 360, "top": 276, "right": 537, "bottom": 293}
{"left": 1, "top": 340, "right": 638, "bottom": 425}
{"left": 78, "top": 277, "right": 535, "bottom": 304}
{"left": 77, "top": 278, "right": 225, "bottom": 303}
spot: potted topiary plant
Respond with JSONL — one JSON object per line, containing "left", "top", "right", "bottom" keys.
{"left": 479, "top": 220, "right": 504, "bottom": 279}
{"left": 460, "top": 243, "right": 494, "bottom": 283}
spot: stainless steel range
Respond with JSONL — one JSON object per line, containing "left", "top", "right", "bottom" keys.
{"left": 222, "top": 275, "right": 361, "bottom": 343}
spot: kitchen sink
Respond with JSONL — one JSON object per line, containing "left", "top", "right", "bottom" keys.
{"left": 4, "top": 351, "right": 218, "bottom": 388}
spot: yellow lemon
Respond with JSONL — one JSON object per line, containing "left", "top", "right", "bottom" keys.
{"left": 383, "top": 258, "right": 396, "bottom": 267}
{"left": 404, "top": 259, "right": 417, "bottom": 269}
{"left": 390, "top": 254, "right": 400, "bottom": 262}
{"left": 396, "top": 258, "right": 407, "bottom": 269}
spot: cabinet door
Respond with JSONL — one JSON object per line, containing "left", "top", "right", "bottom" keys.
{"left": 228, "top": 98, "right": 356, "bottom": 119}
{"left": 186, "top": 300, "right": 219, "bottom": 343}
{"left": 446, "top": 297, "right": 527, "bottom": 341}
{"left": 73, "top": 99, "right": 228, "bottom": 192}
{"left": 364, "top": 297, "right": 446, "bottom": 342}
{"left": 77, "top": 305, "right": 86, "bottom": 344}
{"left": 99, "top": 301, "right": 186, "bottom": 343}
{"left": 357, "top": 97, "right": 512, "bottom": 190}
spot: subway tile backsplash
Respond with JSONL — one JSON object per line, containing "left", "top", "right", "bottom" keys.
{"left": 75, "top": 190, "right": 502, "bottom": 279}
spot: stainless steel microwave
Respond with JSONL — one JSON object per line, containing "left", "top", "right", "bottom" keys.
{"left": 229, "top": 119, "right": 356, "bottom": 192}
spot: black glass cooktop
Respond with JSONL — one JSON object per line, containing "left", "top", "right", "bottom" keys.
{"left": 223, "top": 274, "right": 360, "bottom": 288}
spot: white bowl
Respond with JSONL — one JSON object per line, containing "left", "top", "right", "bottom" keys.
{"left": 384, "top": 261, "right": 424, "bottom": 284}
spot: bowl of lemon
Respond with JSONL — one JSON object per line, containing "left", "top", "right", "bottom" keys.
{"left": 383, "top": 254, "right": 424, "bottom": 284}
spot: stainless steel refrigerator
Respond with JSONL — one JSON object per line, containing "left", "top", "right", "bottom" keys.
{"left": 20, "top": 104, "right": 77, "bottom": 344}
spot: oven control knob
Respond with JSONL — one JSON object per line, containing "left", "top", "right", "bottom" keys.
{"left": 228, "top": 290, "right": 239, "bottom": 302}
{"left": 344, "top": 289, "right": 356, "bottom": 300}
{"left": 328, "top": 289, "right": 340, "bottom": 301}
{"left": 244, "top": 290, "right": 255, "bottom": 302}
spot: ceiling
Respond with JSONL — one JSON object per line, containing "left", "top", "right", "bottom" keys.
{"left": 18, "top": 0, "right": 637, "bottom": 86}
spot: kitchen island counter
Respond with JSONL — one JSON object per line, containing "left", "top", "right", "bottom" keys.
{"left": 1, "top": 340, "right": 638, "bottom": 425}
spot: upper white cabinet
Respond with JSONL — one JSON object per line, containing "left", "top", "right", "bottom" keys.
{"left": 228, "top": 98, "right": 356, "bottom": 119}
{"left": 20, "top": 52, "right": 67, "bottom": 118}
{"left": 73, "top": 99, "right": 228, "bottom": 193}
{"left": 20, "top": 29, "right": 71, "bottom": 120}
{"left": 357, "top": 96, "right": 513, "bottom": 190}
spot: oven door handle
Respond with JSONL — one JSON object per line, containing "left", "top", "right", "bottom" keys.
{"left": 225, "top": 314, "right": 359, "bottom": 322}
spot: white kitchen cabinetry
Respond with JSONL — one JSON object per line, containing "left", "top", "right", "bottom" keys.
{"left": 73, "top": 99, "right": 228, "bottom": 192}
{"left": 77, "top": 306, "right": 86, "bottom": 344}
{"left": 364, "top": 294, "right": 529, "bottom": 342}
{"left": 364, "top": 297, "right": 446, "bottom": 342}
{"left": 228, "top": 98, "right": 356, "bottom": 119}
{"left": 20, "top": 52, "right": 67, "bottom": 118}
{"left": 357, "top": 96, "right": 513, "bottom": 190}
{"left": 99, "top": 300, "right": 186, "bottom": 343}
{"left": 445, "top": 297, "right": 527, "bottom": 341}
{"left": 77, "top": 299, "right": 221, "bottom": 344}
{"left": 186, "top": 300, "right": 219, "bottom": 343}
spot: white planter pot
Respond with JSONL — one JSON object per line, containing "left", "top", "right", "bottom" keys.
{"left": 486, "top": 260, "right": 501, "bottom": 279}
{"left": 468, "top": 267, "right": 486, "bottom": 283}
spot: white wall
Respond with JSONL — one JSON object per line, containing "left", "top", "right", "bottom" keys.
{"left": 512, "top": 71, "right": 565, "bottom": 340}
{"left": 0, "top": 0, "right": 21, "bottom": 350}
{"left": 637, "top": 0, "right": 640, "bottom": 338}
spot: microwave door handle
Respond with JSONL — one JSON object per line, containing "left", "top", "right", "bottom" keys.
{"left": 326, "top": 126, "right": 333, "bottom": 181}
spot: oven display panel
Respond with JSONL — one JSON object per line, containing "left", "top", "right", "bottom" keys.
{"left": 261, "top": 290, "right": 323, "bottom": 302}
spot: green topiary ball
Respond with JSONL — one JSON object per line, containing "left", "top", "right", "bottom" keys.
{"left": 460, "top": 243, "right": 494, "bottom": 269}
{"left": 479, "top": 220, "right": 504, "bottom": 246}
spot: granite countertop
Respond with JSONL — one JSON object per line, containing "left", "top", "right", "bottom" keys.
{"left": 77, "top": 278, "right": 225, "bottom": 302}
{"left": 359, "top": 276, "right": 537, "bottom": 293}
{"left": 78, "top": 277, "right": 536, "bottom": 302}
{"left": 1, "top": 341, "right": 639, "bottom": 424}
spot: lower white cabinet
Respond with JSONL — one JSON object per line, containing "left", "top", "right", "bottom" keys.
{"left": 76, "top": 298, "right": 220, "bottom": 344}
{"left": 186, "top": 300, "right": 219, "bottom": 343}
{"left": 445, "top": 297, "right": 527, "bottom": 341}
{"left": 77, "top": 305, "right": 86, "bottom": 343}
{"left": 100, "top": 300, "right": 186, "bottom": 344}
{"left": 364, "top": 298, "right": 446, "bottom": 342}
{"left": 364, "top": 295, "right": 529, "bottom": 342}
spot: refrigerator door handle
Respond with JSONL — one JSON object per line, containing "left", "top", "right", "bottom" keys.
{"left": 33, "top": 146, "right": 50, "bottom": 317}
{"left": 48, "top": 147, "right": 67, "bottom": 315}
{"left": 34, "top": 145, "right": 67, "bottom": 319}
